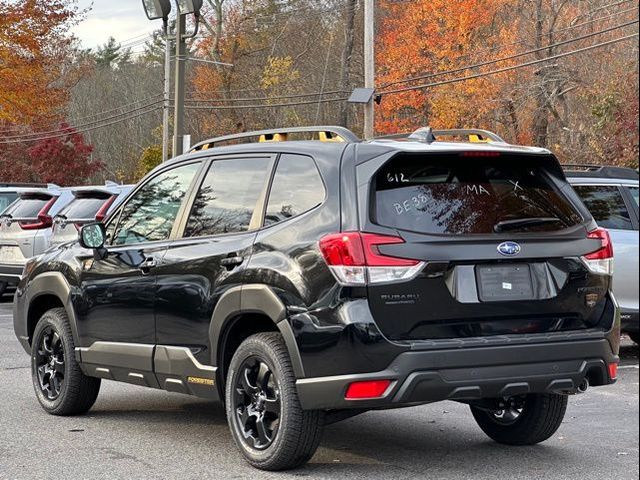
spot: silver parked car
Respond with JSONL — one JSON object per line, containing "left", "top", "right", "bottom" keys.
{"left": 566, "top": 165, "right": 639, "bottom": 344}
{"left": 0, "top": 185, "right": 74, "bottom": 296}
{"left": 49, "top": 182, "right": 133, "bottom": 247}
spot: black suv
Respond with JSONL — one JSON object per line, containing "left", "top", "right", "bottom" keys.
{"left": 14, "top": 126, "right": 620, "bottom": 471}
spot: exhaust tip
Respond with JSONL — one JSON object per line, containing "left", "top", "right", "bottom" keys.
{"left": 577, "top": 378, "right": 590, "bottom": 394}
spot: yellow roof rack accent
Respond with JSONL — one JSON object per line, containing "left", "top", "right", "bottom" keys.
{"left": 469, "top": 134, "right": 491, "bottom": 143}
{"left": 319, "top": 131, "right": 345, "bottom": 142}
{"left": 259, "top": 133, "right": 289, "bottom": 142}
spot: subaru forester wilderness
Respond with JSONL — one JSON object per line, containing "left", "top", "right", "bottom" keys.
{"left": 14, "top": 126, "right": 620, "bottom": 471}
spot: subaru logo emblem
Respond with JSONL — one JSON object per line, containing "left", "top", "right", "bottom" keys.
{"left": 498, "top": 241, "right": 521, "bottom": 256}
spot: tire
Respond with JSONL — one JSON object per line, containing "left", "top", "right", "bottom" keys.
{"left": 31, "top": 308, "right": 101, "bottom": 416}
{"left": 471, "top": 394, "right": 568, "bottom": 446}
{"left": 225, "top": 332, "right": 324, "bottom": 471}
{"left": 628, "top": 332, "right": 640, "bottom": 345}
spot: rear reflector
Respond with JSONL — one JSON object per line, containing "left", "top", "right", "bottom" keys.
{"left": 582, "top": 227, "right": 614, "bottom": 275}
{"left": 319, "top": 232, "right": 424, "bottom": 286}
{"left": 345, "top": 380, "right": 392, "bottom": 400}
{"left": 608, "top": 363, "right": 618, "bottom": 380}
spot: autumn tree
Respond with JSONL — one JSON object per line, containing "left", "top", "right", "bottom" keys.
{"left": 0, "top": 124, "right": 101, "bottom": 185}
{"left": 0, "top": 0, "right": 80, "bottom": 127}
{"left": 375, "top": 0, "right": 515, "bottom": 134}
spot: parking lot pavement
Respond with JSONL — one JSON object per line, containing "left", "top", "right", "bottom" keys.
{"left": 0, "top": 297, "right": 638, "bottom": 480}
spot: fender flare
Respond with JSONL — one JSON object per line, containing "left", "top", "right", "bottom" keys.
{"left": 25, "top": 272, "right": 80, "bottom": 346}
{"left": 209, "top": 284, "right": 305, "bottom": 379}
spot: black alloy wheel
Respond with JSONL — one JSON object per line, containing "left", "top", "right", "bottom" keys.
{"left": 485, "top": 396, "right": 526, "bottom": 426}
{"left": 232, "top": 356, "right": 282, "bottom": 450}
{"left": 34, "top": 327, "right": 65, "bottom": 400}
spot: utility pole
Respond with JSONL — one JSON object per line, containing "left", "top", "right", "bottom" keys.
{"left": 162, "top": 20, "right": 171, "bottom": 162}
{"left": 363, "top": 0, "right": 375, "bottom": 139}
{"left": 173, "top": 13, "right": 187, "bottom": 156}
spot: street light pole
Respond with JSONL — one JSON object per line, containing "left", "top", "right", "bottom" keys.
{"left": 363, "top": 0, "right": 375, "bottom": 139}
{"left": 173, "top": 13, "right": 187, "bottom": 156}
{"left": 162, "top": 19, "right": 172, "bottom": 162}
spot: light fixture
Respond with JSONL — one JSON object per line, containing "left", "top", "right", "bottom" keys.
{"left": 176, "top": 0, "right": 203, "bottom": 15}
{"left": 142, "top": 0, "right": 172, "bottom": 20}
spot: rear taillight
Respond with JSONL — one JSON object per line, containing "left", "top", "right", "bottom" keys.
{"left": 582, "top": 227, "right": 614, "bottom": 275}
{"left": 95, "top": 195, "right": 116, "bottom": 222}
{"left": 608, "top": 363, "right": 618, "bottom": 381}
{"left": 19, "top": 197, "right": 56, "bottom": 231}
{"left": 319, "top": 232, "right": 424, "bottom": 286}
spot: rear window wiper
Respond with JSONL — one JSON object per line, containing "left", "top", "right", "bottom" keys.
{"left": 494, "top": 217, "right": 561, "bottom": 233}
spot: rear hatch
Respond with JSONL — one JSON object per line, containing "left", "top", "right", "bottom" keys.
{"left": 357, "top": 150, "right": 614, "bottom": 341}
{"left": 51, "top": 190, "right": 116, "bottom": 246}
{"left": 0, "top": 192, "right": 58, "bottom": 264}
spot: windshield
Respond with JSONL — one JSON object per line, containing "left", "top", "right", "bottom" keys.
{"left": 374, "top": 154, "right": 583, "bottom": 235}
{"left": 0, "top": 193, "right": 18, "bottom": 214}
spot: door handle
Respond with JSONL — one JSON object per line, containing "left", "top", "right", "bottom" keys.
{"left": 221, "top": 256, "right": 244, "bottom": 269}
{"left": 139, "top": 257, "right": 157, "bottom": 275}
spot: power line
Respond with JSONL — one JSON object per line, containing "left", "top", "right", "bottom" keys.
{"left": 379, "top": 3, "right": 638, "bottom": 88}
{"left": 379, "top": 33, "right": 639, "bottom": 96}
{"left": 379, "top": 18, "right": 639, "bottom": 90}
{"left": 186, "top": 89, "right": 350, "bottom": 103}
{"left": 0, "top": 94, "right": 164, "bottom": 135}
{"left": 0, "top": 106, "right": 162, "bottom": 145}
{"left": 183, "top": 96, "right": 349, "bottom": 111}
{"left": 185, "top": 8, "right": 638, "bottom": 107}
{"left": 0, "top": 100, "right": 164, "bottom": 141}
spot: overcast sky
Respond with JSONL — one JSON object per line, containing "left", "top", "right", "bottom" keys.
{"left": 72, "top": 1, "right": 158, "bottom": 50}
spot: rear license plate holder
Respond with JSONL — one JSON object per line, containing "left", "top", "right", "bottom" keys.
{"left": 476, "top": 264, "right": 535, "bottom": 302}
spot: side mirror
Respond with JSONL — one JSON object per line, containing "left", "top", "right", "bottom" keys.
{"left": 79, "top": 223, "right": 106, "bottom": 250}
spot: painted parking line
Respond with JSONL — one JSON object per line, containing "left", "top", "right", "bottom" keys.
{"left": 619, "top": 365, "right": 639, "bottom": 370}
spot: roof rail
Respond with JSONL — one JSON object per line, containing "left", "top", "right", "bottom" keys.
{"left": 376, "top": 127, "right": 506, "bottom": 144}
{"left": 562, "top": 164, "right": 639, "bottom": 180}
{"left": 190, "top": 126, "right": 360, "bottom": 152}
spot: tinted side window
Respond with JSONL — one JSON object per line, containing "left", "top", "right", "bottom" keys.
{"left": 112, "top": 163, "right": 200, "bottom": 246}
{"left": 573, "top": 185, "right": 633, "bottom": 231}
{"left": 264, "top": 154, "right": 325, "bottom": 226}
{"left": 185, "top": 158, "right": 271, "bottom": 237}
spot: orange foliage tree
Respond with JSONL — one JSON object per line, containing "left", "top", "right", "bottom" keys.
{"left": 0, "top": 0, "right": 79, "bottom": 127}
{"left": 375, "top": 0, "right": 516, "bottom": 134}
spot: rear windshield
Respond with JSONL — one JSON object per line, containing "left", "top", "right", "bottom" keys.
{"left": 374, "top": 154, "right": 583, "bottom": 235}
{"left": 0, "top": 193, "right": 18, "bottom": 213}
{"left": 59, "top": 194, "right": 112, "bottom": 220}
{"left": 4, "top": 195, "right": 53, "bottom": 219}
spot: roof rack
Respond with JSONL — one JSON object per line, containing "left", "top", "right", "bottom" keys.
{"left": 375, "top": 127, "right": 506, "bottom": 144}
{"left": 562, "top": 164, "right": 639, "bottom": 181}
{"left": 189, "top": 126, "right": 360, "bottom": 152}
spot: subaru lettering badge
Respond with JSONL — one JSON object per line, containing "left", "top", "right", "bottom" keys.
{"left": 498, "top": 241, "right": 522, "bottom": 257}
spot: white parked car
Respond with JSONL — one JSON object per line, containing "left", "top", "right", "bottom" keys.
{"left": 0, "top": 185, "right": 74, "bottom": 296}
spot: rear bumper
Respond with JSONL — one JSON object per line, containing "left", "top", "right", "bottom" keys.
{"left": 0, "top": 264, "right": 22, "bottom": 286}
{"left": 296, "top": 338, "right": 619, "bottom": 410}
